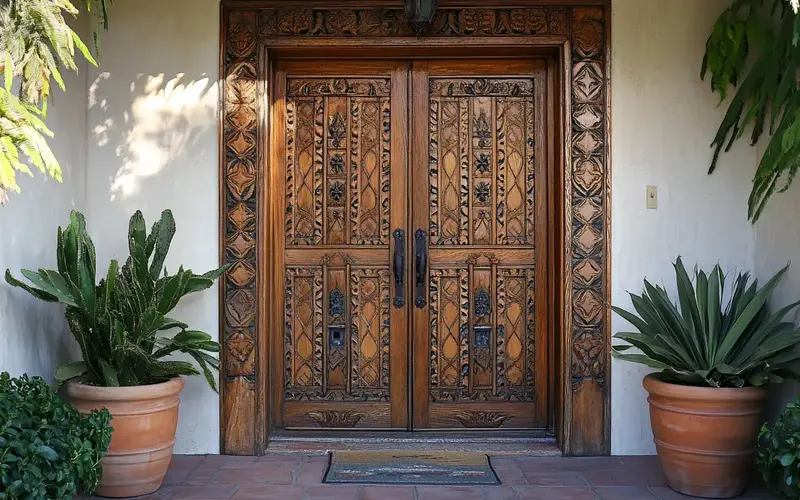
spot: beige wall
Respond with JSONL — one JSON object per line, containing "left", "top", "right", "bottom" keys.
{"left": 754, "top": 162, "right": 800, "bottom": 420}
{"left": 0, "top": 17, "right": 89, "bottom": 381}
{"left": 610, "top": 0, "right": 759, "bottom": 454}
{"left": 85, "top": 0, "right": 220, "bottom": 454}
{"left": 1, "top": 0, "right": 773, "bottom": 455}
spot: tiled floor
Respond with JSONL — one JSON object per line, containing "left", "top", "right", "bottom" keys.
{"left": 107, "top": 454, "right": 779, "bottom": 500}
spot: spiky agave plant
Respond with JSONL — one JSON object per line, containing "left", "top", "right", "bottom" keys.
{"left": 612, "top": 257, "right": 800, "bottom": 388}
{"left": 5, "top": 209, "right": 227, "bottom": 390}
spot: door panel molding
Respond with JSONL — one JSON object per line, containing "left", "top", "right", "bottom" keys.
{"left": 220, "top": 0, "right": 611, "bottom": 456}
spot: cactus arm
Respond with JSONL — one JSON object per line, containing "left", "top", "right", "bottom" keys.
{"left": 4, "top": 269, "right": 59, "bottom": 302}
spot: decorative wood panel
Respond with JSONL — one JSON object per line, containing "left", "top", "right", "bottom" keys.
{"left": 258, "top": 8, "right": 568, "bottom": 37}
{"left": 350, "top": 268, "right": 391, "bottom": 398}
{"left": 567, "top": 6, "right": 609, "bottom": 455}
{"left": 282, "top": 265, "right": 390, "bottom": 403}
{"left": 285, "top": 78, "right": 391, "bottom": 246}
{"left": 428, "top": 265, "right": 537, "bottom": 405}
{"left": 221, "top": 8, "right": 259, "bottom": 456}
{"left": 221, "top": 1, "right": 610, "bottom": 456}
{"left": 428, "top": 78, "right": 536, "bottom": 246}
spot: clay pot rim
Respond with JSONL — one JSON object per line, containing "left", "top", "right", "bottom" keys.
{"left": 643, "top": 373, "right": 767, "bottom": 402}
{"left": 66, "top": 376, "right": 184, "bottom": 402}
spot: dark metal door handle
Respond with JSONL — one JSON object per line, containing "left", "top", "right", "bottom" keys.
{"left": 414, "top": 229, "right": 428, "bottom": 308}
{"left": 392, "top": 229, "right": 405, "bottom": 308}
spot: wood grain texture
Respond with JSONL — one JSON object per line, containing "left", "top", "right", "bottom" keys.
{"left": 274, "top": 60, "right": 409, "bottom": 430}
{"left": 220, "top": 1, "right": 611, "bottom": 457}
{"left": 412, "top": 60, "right": 549, "bottom": 431}
{"left": 221, "top": 8, "right": 259, "bottom": 455}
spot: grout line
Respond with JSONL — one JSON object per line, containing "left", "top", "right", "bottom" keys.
{"left": 179, "top": 455, "right": 207, "bottom": 484}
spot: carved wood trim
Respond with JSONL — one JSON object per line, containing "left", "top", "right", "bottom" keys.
{"left": 220, "top": 0, "right": 611, "bottom": 456}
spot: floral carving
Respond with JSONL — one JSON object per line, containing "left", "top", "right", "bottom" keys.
{"left": 329, "top": 181, "right": 345, "bottom": 202}
{"left": 259, "top": 8, "right": 569, "bottom": 38}
{"left": 328, "top": 112, "right": 346, "bottom": 148}
{"left": 572, "top": 8, "right": 604, "bottom": 59}
{"left": 572, "top": 331, "right": 605, "bottom": 387}
{"left": 475, "top": 181, "right": 491, "bottom": 203}
{"left": 330, "top": 154, "right": 345, "bottom": 174}
{"left": 451, "top": 411, "right": 511, "bottom": 428}
{"left": 475, "top": 153, "right": 491, "bottom": 174}
{"left": 307, "top": 410, "right": 364, "bottom": 428}
{"left": 329, "top": 289, "right": 345, "bottom": 317}
{"left": 474, "top": 111, "right": 491, "bottom": 148}
{"left": 475, "top": 288, "right": 491, "bottom": 317}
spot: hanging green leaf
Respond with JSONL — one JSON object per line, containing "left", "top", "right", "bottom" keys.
{"left": 704, "top": 0, "right": 800, "bottom": 221}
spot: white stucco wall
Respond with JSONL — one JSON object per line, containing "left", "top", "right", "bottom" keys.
{"left": 610, "top": 0, "right": 759, "bottom": 454}
{"left": 85, "top": 0, "right": 221, "bottom": 454}
{"left": 0, "top": 19, "right": 89, "bottom": 380}
{"left": 754, "top": 164, "right": 800, "bottom": 420}
{"left": 20, "top": 0, "right": 763, "bottom": 455}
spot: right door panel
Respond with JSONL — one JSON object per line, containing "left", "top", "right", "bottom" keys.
{"left": 411, "top": 60, "right": 550, "bottom": 430}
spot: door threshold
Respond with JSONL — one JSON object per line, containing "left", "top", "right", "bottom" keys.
{"left": 265, "top": 430, "right": 560, "bottom": 456}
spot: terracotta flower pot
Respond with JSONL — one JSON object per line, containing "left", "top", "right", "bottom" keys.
{"left": 67, "top": 377, "right": 184, "bottom": 498}
{"left": 643, "top": 374, "right": 766, "bottom": 498}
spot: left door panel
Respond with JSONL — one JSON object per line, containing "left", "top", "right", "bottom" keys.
{"left": 272, "top": 61, "right": 409, "bottom": 430}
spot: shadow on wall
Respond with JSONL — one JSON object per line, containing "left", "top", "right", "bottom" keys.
{"left": 0, "top": 289, "right": 78, "bottom": 378}
{"left": 89, "top": 72, "right": 217, "bottom": 204}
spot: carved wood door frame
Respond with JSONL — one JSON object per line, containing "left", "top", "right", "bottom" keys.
{"left": 219, "top": 0, "right": 611, "bottom": 456}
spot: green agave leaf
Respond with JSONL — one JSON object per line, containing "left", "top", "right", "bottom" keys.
{"left": 158, "top": 317, "right": 188, "bottom": 332}
{"left": 731, "top": 300, "right": 800, "bottom": 366}
{"left": 612, "top": 302, "right": 653, "bottom": 334}
{"left": 673, "top": 257, "right": 707, "bottom": 365}
{"left": 716, "top": 263, "right": 789, "bottom": 361}
{"left": 148, "top": 360, "right": 200, "bottom": 378}
{"left": 644, "top": 281, "right": 703, "bottom": 367}
{"left": 613, "top": 332, "right": 686, "bottom": 368}
{"left": 707, "top": 265, "right": 723, "bottom": 361}
{"left": 18, "top": 268, "right": 77, "bottom": 306}
{"left": 156, "top": 270, "right": 191, "bottom": 314}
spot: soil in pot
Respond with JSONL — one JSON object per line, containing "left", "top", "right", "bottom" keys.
{"left": 67, "top": 377, "right": 184, "bottom": 498}
{"left": 643, "top": 374, "right": 766, "bottom": 499}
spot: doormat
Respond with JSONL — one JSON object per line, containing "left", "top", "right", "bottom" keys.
{"left": 323, "top": 451, "right": 500, "bottom": 485}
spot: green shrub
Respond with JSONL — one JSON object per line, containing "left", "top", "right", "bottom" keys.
{"left": 758, "top": 399, "right": 800, "bottom": 498}
{"left": 0, "top": 372, "right": 112, "bottom": 499}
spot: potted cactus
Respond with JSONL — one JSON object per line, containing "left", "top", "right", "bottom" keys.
{"left": 5, "top": 209, "right": 226, "bottom": 498}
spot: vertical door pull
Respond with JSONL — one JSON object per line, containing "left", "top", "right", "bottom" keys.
{"left": 392, "top": 229, "right": 405, "bottom": 308}
{"left": 414, "top": 229, "right": 428, "bottom": 308}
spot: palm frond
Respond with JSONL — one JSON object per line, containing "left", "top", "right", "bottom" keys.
{"left": 703, "top": 0, "right": 800, "bottom": 221}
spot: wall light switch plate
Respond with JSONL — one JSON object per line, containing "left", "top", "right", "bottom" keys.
{"left": 646, "top": 185, "right": 658, "bottom": 209}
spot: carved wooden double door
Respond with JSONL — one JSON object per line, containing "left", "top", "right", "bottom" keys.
{"left": 275, "top": 59, "right": 549, "bottom": 431}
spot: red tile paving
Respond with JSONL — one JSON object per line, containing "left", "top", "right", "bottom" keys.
{"left": 96, "top": 454, "right": 779, "bottom": 499}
